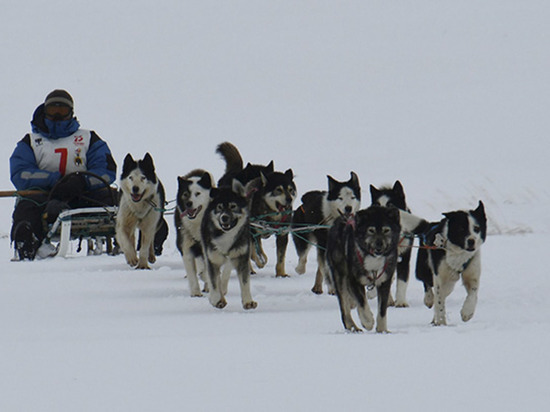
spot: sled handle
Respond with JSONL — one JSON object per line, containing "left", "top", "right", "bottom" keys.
{"left": 0, "top": 190, "right": 46, "bottom": 198}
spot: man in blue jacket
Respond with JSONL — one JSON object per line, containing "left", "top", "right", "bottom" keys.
{"left": 10, "top": 90, "right": 117, "bottom": 260}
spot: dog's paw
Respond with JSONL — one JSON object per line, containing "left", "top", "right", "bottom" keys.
{"left": 190, "top": 290, "right": 203, "bottom": 298}
{"left": 135, "top": 263, "right": 151, "bottom": 270}
{"left": 243, "top": 300, "right": 258, "bottom": 310}
{"left": 148, "top": 254, "right": 156, "bottom": 264}
{"left": 311, "top": 285, "right": 323, "bottom": 295}
{"left": 461, "top": 308, "right": 475, "bottom": 322}
{"left": 213, "top": 299, "right": 227, "bottom": 309}
{"left": 125, "top": 254, "right": 139, "bottom": 267}
{"left": 424, "top": 289, "right": 434, "bottom": 308}
{"left": 295, "top": 261, "right": 306, "bottom": 275}
{"left": 276, "top": 273, "right": 290, "bottom": 278}
{"left": 394, "top": 300, "right": 409, "bottom": 308}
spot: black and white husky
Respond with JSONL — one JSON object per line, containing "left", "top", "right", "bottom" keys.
{"left": 416, "top": 201, "right": 487, "bottom": 325}
{"left": 175, "top": 170, "right": 213, "bottom": 296}
{"left": 201, "top": 181, "right": 257, "bottom": 310}
{"left": 116, "top": 153, "right": 165, "bottom": 269}
{"left": 216, "top": 142, "right": 297, "bottom": 277}
{"left": 370, "top": 180, "right": 413, "bottom": 307}
{"left": 326, "top": 206, "right": 401, "bottom": 333}
{"left": 292, "top": 172, "right": 361, "bottom": 294}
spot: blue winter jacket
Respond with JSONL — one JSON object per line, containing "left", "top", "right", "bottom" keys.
{"left": 10, "top": 104, "right": 117, "bottom": 191}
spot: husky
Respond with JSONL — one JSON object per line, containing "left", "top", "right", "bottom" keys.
{"left": 174, "top": 169, "right": 214, "bottom": 296}
{"left": 116, "top": 153, "right": 165, "bottom": 270}
{"left": 415, "top": 201, "right": 487, "bottom": 326}
{"left": 326, "top": 206, "right": 401, "bottom": 333}
{"left": 216, "top": 142, "right": 297, "bottom": 277}
{"left": 370, "top": 180, "right": 414, "bottom": 307}
{"left": 292, "top": 172, "right": 361, "bottom": 294}
{"left": 201, "top": 180, "right": 257, "bottom": 310}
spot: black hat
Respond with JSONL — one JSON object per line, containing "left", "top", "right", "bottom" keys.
{"left": 44, "top": 89, "right": 74, "bottom": 109}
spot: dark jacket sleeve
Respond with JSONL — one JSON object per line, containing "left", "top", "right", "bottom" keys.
{"left": 85, "top": 131, "right": 117, "bottom": 189}
{"left": 10, "top": 135, "right": 61, "bottom": 190}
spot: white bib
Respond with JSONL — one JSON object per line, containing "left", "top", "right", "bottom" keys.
{"left": 30, "top": 130, "right": 91, "bottom": 176}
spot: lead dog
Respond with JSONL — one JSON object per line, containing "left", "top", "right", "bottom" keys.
{"left": 175, "top": 169, "right": 213, "bottom": 296}
{"left": 292, "top": 172, "right": 361, "bottom": 294}
{"left": 416, "top": 201, "right": 487, "bottom": 325}
{"left": 216, "top": 142, "right": 297, "bottom": 277}
{"left": 116, "top": 153, "right": 165, "bottom": 269}
{"left": 326, "top": 206, "right": 401, "bottom": 333}
{"left": 201, "top": 180, "right": 257, "bottom": 310}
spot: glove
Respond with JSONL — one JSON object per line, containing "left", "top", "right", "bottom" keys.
{"left": 50, "top": 172, "right": 88, "bottom": 202}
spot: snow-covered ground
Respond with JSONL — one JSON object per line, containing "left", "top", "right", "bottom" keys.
{"left": 1, "top": 1, "right": 549, "bottom": 411}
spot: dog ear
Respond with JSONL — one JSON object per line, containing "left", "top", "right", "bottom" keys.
{"left": 122, "top": 154, "right": 136, "bottom": 176}
{"left": 327, "top": 175, "right": 337, "bottom": 192}
{"left": 349, "top": 171, "right": 360, "bottom": 188}
{"left": 198, "top": 172, "right": 212, "bottom": 189}
{"left": 232, "top": 178, "right": 246, "bottom": 198}
{"left": 369, "top": 184, "right": 379, "bottom": 200}
{"left": 392, "top": 180, "right": 405, "bottom": 196}
{"left": 473, "top": 200, "right": 485, "bottom": 217}
{"left": 284, "top": 169, "right": 294, "bottom": 180}
{"left": 142, "top": 153, "right": 155, "bottom": 171}
{"left": 266, "top": 161, "right": 275, "bottom": 174}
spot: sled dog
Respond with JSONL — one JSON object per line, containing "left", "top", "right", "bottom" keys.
{"left": 201, "top": 181, "right": 257, "bottom": 310}
{"left": 216, "top": 142, "right": 297, "bottom": 277}
{"left": 370, "top": 180, "right": 414, "bottom": 307}
{"left": 326, "top": 206, "right": 401, "bottom": 333}
{"left": 175, "top": 169, "right": 213, "bottom": 296}
{"left": 292, "top": 172, "right": 361, "bottom": 294}
{"left": 116, "top": 153, "right": 165, "bottom": 269}
{"left": 415, "top": 201, "right": 487, "bottom": 325}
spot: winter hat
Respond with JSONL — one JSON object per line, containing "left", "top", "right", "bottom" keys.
{"left": 44, "top": 89, "right": 74, "bottom": 108}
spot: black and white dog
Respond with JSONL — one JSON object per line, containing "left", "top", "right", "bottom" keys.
{"left": 416, "top": 201, "right": 487, "bottom": 325}
{"left": 216, "top": 142, "right": 297, "bottom": 277}
{"left": 370, "top": 180, "right": 413, "bottom": 307}
{"left": 175, "top": 170, "right": 213, "bottom": 296}
{"left": 201, "top": 181, "right": 257, "bottom": 310}
{"left": 326, "top": 206, "right": 401, "bottom": 333}
{"left": 116, "top": 153, "right": 166, "bottom": 269}
{"left": 292, "top": 172, "right": 361, "bottom": 294}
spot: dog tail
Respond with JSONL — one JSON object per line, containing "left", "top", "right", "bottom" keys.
{"left": 216, "top": 142, "right": 243, "bottom": 175}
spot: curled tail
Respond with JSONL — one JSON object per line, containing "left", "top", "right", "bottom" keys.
{"left": 216, "top": 142, "right": 244, "bottom": 186}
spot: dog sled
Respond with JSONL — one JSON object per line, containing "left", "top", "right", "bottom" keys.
{"left": 2, "top": 172, "right": 119, "bottom": 259}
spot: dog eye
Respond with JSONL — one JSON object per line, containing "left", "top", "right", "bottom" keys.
{"left": 288, "top": 187, "right": 296, "bottom": 196}
{"left": 195, "top": 192, "right": 201, "bottom": 197}
{"left": 382, "top": 227, "right": 391, "bottom": 235}
{"left": 230, "top": 203, "right": 239, "bottom": 211}
{"left": 473, "top": 225, "right": 480, "bottom": 233}
{"left": 216, "top": 204, "right": 224, "bottom": 212}
{"left": 273, "top": 188, "right": 283, "bottom": 195}
{"left": 367, "top": 227, "right": 376, "bottom": 235}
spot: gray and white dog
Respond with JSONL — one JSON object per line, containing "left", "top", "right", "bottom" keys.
{"left": 116, "top": 153, "right": 165, "bottom": 270}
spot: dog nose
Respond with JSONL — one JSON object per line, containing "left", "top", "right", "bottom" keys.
{"left": 132, "top": 186, "right": 139, "bottom": 194}
{"left": 186, "top": 201, "right": 193, "bottom": 208}
{"left": 220, "top": 214, "right": 230, "bottom": 224}
{"left": 345, "top": 206, "right": 352, "bottom": 214}
{"left": 467, "top": 238, "right": 475, "bottom": 249}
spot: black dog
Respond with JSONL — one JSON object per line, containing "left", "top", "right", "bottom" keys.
{"left": 326, "top": 206, "right": 401, "bottom": 333}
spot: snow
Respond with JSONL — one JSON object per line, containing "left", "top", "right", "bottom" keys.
{"left": 1, "top": 1, "right": 549, "bottom": 411}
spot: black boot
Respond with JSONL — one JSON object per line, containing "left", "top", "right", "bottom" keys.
{"left": 12, "top": 221, "right": 40, "bottom": 261}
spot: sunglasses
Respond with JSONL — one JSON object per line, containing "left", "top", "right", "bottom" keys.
{"left": 45, "top": 104, "right": 72, "bottom": 119}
